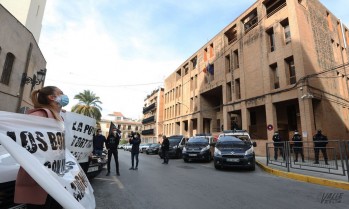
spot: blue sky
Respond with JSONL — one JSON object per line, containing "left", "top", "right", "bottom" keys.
{"left": 39, "top": 0, "right": 349, "bottom": 120}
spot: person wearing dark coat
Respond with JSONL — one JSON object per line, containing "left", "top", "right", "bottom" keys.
{"left": 313, "top": 130, "right": 328, "bottom": 165}
{"left": 129, "top": 132, "right": 141, "bottom": 170}
{"left": 93, "top": 129, "right": 106, "bottom": 156}
{"left": 106, "top": 128, "right": 121, "bottom": 176}
{"left": 292, "top": 130, "right": 304, "bottom": 162}
{"left": 161, "top": 135, "right": 170, "bottom": 164}
{"left": 272, "top": 131, "right": 284, "bottom": 161}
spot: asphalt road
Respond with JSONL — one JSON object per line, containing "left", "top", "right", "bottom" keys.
{"left": 90, "top": 150, "right": 349, "bottom": 209}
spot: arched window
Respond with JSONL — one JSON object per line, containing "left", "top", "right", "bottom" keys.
{"left": 1, "top": 52, "right": 15, "bottom": 85}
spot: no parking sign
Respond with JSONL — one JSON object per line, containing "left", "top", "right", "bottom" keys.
{"left": 267, "top": 124, "right": 273, "bottom": 131}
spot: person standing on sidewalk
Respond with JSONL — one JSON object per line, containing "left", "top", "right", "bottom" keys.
{"left": 292, "top": 130, "right": 304, "bottom": 162}
{"left": 129, "top": 132, "right": 141, "bottom": 170}
{"left": 161, "top": 135, "right": 170, "bottom": 164}
{"left": 106, "top": 127, "right": 121, "bottom": 176}
{"left": 313, "top": 130, "right": 329, "bottom": 165}
{"left": 272, "top": 131, "right": 284, "bottom": 161}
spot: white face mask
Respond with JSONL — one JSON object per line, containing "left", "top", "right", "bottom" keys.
{"left": 295, "top": 132, "right": 299, "bottom": 135}
{"left": 113, "top": 131, "right": 117, "bottom": 134}
{"left": 98, "top": 132, "right": 102, "bottom": 135}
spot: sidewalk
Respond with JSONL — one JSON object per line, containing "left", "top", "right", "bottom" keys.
{"left": 256, "top": 156, "right": 349, "bottom": 190}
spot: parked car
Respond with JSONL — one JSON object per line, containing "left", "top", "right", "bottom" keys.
{"left": 182, "top": 135, "right": 214, "bottom": 162}
{"left": 139, "top": 143, "right": 152, "bottom": 153}
{"left": 214, "top": 130, "right": 257, "bottom": 170}
{"left": 86, "top": 151, "right": 108, "bottom": 179}
{"left": 124, "top": 143, "right": 132, "bottom": 151}
{"left": 158, "top": 135, "right": 188, "bottom": 159}
{"left": 146, "top": 143, "right": 160, "bottom": 154}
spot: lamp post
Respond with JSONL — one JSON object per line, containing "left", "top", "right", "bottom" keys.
{"left": 177, "top": 101, "right": 189, "bottom": 113}
{"left": 21, "top": 68, "right": 47, "bottom": 92}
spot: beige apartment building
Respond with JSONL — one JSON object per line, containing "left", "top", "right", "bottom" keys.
{"left": 0, "top": 5, "right": 46, "bottom": 113}
{"left": 100, "top": 112, "right": 142, "bottom": 140}
{"left": 142, "top": 88, "right": 164, "bottom": 143}
{"left": 163, "top": 0, "right": 349, "bottom": 155}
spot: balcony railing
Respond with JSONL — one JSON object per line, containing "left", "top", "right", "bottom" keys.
{"left": 142, "top": 115, "right": 155, "bottom": 124}
{"left": 141, "top": 129, "right": 154, "bottom": 135}
{"left": 143, "top": 103, "right": 156, "bottom": 114}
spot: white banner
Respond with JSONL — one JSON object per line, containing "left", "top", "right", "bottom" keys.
{"left": 62, "top": 112, "right": 96, "bottom": 163}
{"left": 0, "top": 111, "right": 95, "bottom": 209}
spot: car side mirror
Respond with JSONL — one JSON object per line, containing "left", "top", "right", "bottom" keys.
{"left": 252, "top": 142, "right": 257, "bottom": 147}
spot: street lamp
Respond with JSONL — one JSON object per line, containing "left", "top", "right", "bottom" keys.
{"left": 177, "top": 101, "right": 189, "bottom": 113}
{"left": 21, "top": 69, "right": 47, "bottom": 91}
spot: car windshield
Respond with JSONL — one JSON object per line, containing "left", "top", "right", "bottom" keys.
{"left": 169, "top": 136, "right": 182, "bottom": 145}
{"left": 217, "top": 136, "right": 250, "bottom": 145}
{"left": 188, "top": 137, "right": 208, "bottom": 143}
{"left": 150, "top": 144, "right": 159, "bottom": 147}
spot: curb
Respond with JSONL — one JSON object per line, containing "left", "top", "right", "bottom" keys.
{"left": 256, "top": 161, "right": 349, "bottom": 191}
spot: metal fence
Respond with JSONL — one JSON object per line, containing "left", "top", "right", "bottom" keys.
{"left": 266, "top": 140, "right": 349, "bottom": 181}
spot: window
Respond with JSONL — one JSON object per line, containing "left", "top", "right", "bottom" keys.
{"left": 226, "top": 82, "right": 232, "bottom": 102}
{"left": 225, "top": 54, "right": 231, "bottom": 73}
{"left": 1, "top": 53, "right": 15, "bottom": 85}
{"left": 235, "top": 78, "right": 241, "bottom": 99}
{"left": 176, "top": 69, "right": 181, "bottom": 80}
{"left": 281, "top": 19, "right": 291, "bottom": 45}
{"left": 194, "top": 75, "right": 197, "bottom": 89}
{"left": 233, "top": 50, "right": 239, "bottom": 69}
{"left": 270, "top": 63, "right": 279, "bottom": 89}
{"left": 285, "top": 56, "right": 296, "bottom": 85}
{"left": 184, "top": 64, "right": 189, "bottom": 75}
{"left": 204, "top": 48, "right": 208, "bottom": 62}
{"left": 225, "top": 25, "right": 237, "bottom": 45}
{"left": 191, "top": 56, "right": 197, "bottom": 69}
{"left": 263, "top": 0, "right": 286, "bottom": 18}
{"left": 242, "top": 9, "right": 258, "bottom": 33}
{"left": 250, "top": 111, "right": 257, "bottom": 125}
{"left": 266, "top": 28, "right": 275, "bottom": 52}
{"left": 327, "top": 12, "right": 333, "bottom": 31}
{"left": 209, "top": 43, "right": 214, "bottom": 58}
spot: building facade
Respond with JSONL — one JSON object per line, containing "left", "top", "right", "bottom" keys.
{"left": 100, "top": 112, "right": 142, "bottom": 140}
{"left": 0, "top": 5, "right": 46, "bottom": 113}
{"left": 141, "top": 88, "right": 164, "bottom": 143}
{"left": 163, "top": 0, "right": 349, "bottom": 155}
{"left": 0, "top": 0, "right": 46, "bottom": 42}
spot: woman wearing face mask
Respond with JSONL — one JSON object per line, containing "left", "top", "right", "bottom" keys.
{"left": 14, "top": 86, "right": 68, "bottom": 209}
{"left": 106, "top": 128, "right": 121, "bottom": 176}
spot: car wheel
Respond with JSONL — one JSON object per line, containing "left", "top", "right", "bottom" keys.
{"left": 249, "top": 162, "right": 256, "bottom": 171}
{"left": 214, "top": 163, "right": 221, "bottom": 170}
{"left": 183, "top": 158, "right": 189, "bottom": 163}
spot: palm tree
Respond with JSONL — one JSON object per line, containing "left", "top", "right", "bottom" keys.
{"left": 71, "top": 90, "right": 102, "bottom": 121}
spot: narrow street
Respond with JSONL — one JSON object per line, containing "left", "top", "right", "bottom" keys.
{"left": 90, "top": 150, "right": 349, "bottom": 209}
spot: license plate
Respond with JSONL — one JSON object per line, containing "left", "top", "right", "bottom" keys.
{"left": 87, "top": 166, "right": 99, "bottom": 173}
{"left": 227, "top": 158, "right": 239, "bottom": 162}
{"left": 189, "top": 154, "right": 197, "bottom": 157}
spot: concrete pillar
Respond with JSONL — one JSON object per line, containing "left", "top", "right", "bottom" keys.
{"left": 265, "top": 95, "right": 277, "bottom": 142}
{"left": 241, "top": 102, "right": 249, "bottom": 131}
{"left": 188, "top": 119, "right": 193, "bottom": 137}
{"left": 299, "top": 97, "right": 316, "bottom": 142}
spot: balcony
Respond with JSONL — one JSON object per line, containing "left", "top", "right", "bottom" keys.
{"left": 141, "top": 129, "right": 154, "bottom": 135}
{"left": 143, "top": 103, "right": 156, "bottom": 114}
{"left": 142, "top": 115, "right": 155, "bottom": 124}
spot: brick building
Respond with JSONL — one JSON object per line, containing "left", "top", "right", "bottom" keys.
{"left": 142, "top": 88, "right": 164, "bottom": 143}
{"left": 162, "top": 0, "right": 349, "bottom": 155}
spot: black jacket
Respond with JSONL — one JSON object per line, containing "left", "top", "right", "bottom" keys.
{"left": 106, "top": 133, "right": 120, "bottom": 150}
{"left": 93, "top": 134, "right": 106, "bottom": 150}
{"left": 313, "top": 133, "right": 328, "bottom": 147}
{"left": 130, "top": 136, "right": 141, "bottom": 153}
{"left": 292, "top": 134, "right": 303, "bottom": 147}
{"left": 272, "top": 134, "right": 283, "bottom": 147}
{"left": 161, "top": 138, "right": 170, "bottom": 151}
